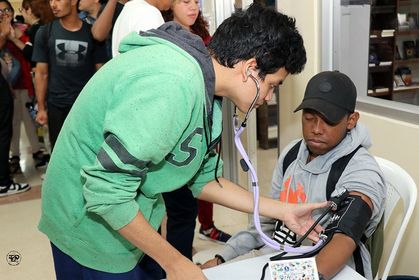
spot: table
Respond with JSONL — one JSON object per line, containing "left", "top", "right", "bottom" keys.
{"left": 202, "top": 253, "right": 366, "bottom": 280}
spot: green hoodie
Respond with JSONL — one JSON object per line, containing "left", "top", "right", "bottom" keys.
{"left": 39, "top": 24, "right": 222, "bottom": 273}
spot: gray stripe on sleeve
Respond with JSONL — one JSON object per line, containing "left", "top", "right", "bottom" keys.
{"left": 105, "top": 134, "right": 150, "bottom": 169}
{"left": 97, "top": 148, "right": 147, "bottom": 178}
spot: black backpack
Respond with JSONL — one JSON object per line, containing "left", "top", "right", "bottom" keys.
{"left": 282, "top": 140, "right": 383, "bottom": 277}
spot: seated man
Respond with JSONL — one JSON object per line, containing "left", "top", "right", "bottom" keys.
{"left": 202, "top": 71, "right": 386, "bottom": 280}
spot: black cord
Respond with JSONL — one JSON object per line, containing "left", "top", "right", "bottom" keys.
{"left": 260, "top": 262, "right": 269, "bottom": 280}
{"left": 293, "top": 204, "right": 332, "bottom": 247}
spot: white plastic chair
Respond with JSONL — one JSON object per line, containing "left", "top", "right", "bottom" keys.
{"left": 374, "top": 157, "right": 417, "bottom": 280}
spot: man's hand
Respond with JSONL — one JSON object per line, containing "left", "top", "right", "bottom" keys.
{"left": 36, "top": 109, "right": 48, "bottom": 125}
{"left": 8, "top": 25, "right": 23, "bottom": 40}
{"left": 281, "top": 201, "right": 328, "bottom": 242}
{"left": 200, "top": 257, "right": 219, "bottom": 269}
{"left": 165, "top": 257, "right": 207, "bottom": 280}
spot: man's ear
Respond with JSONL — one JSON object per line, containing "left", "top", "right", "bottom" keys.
{"left": 346, "top": 112, "right": 359, "bottom": 130}
{"left": 241, "top": 58, "right": 258, "bottom": 81}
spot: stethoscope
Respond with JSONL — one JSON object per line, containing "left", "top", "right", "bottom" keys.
{"left": 232, "top": 72, "right": 329, "bottom": 255}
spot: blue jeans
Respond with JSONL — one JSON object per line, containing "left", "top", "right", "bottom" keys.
{"left": 51, "top": 243, "right": 164, "bottom": 280}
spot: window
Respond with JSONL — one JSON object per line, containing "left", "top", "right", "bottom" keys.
{"left": 322, "top": 0, "right": 419, "bottom": 124}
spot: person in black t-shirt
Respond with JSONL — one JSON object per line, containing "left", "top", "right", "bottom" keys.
{"left": 32, "top": 0, "right": 107, "bottom": 150}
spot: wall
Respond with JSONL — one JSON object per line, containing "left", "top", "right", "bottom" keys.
{"left": 279, "top": 0, "right": 419, "bottom": 276}
{"left": 277, "top": 0, "right": 320, "bottom": 149}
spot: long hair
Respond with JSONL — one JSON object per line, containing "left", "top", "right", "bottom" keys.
{"left": 162, "top": 8, "right": 210, "bottom": 41}
{"left": 21, "top": 0, "right": 54, "bottom": 24}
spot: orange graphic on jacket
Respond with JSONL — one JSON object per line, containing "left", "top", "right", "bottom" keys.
{"left": 279, "top": 176, "right": 307, "bottom": 204}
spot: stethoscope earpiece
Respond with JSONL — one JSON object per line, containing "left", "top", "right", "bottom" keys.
{"left": 246, "top": 68, "right": 252, "bottom": 77}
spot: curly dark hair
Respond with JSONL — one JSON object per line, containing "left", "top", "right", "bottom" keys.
{"left": 21, "top": 0, "right": 54, "bottom": 24}
{"left": 161, "top": 9, "right": 210, "bottom": 40}
{"left": 208, "top": 3, "right": 306, "bottom": 80}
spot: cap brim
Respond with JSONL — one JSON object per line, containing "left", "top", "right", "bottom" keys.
{"left": 294, "top": 98, "right": 347, "bottom": 125}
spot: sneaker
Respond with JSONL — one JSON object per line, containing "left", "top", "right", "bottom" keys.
{"left": 0, "top": 182, "right": 31, "bottom": 197}
{"left": 32, "top": 150, "right": 50, "bottom": 168}
{"left": 199, "top": 226, "right": 232, "bottom": 244}
{"left": 9, "top": 156, "right": 22, "bottom": 174}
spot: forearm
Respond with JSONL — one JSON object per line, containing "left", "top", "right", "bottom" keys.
{"left": 198, "top": 178, "right": 286, "bottom": 220}
{"left": 92, "top": 0, "right": 118, "bottom": 41}
{"left": 118, "top": 212, "right": 186, "bottom": 273}
{"left": 315, "top": 233, "right": 356, "bottom": 279}
{"left": 9, "top": 37, "right": 25, "bottom": 50}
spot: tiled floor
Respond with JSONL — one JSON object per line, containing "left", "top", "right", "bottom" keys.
{"left": 0, "top": 129, "right": 277, "bottom": 279}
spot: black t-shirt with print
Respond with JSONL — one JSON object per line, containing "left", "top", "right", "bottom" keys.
{"left": 32, "top": 20, "right": 107, "bottom": 107}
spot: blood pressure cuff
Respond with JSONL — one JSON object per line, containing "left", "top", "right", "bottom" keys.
{"left": 324, "top": 195, "right": 372, "bottom": 244}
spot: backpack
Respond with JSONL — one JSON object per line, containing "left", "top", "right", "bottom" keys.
{"left": 282, "top": 140, "right": 383, "bottom": 277}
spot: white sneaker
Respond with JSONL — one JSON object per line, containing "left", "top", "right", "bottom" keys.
{"left": 0, "top": 182, "right": 31, "bottom": 197}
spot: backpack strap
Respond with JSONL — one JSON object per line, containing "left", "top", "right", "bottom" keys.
{"left": 353, "top": 246, "right": 365, "bottom": 276}
{"left": 282, "top": 140, "right": 302, "bottom": 175}
{"left": 360, "top": 213, "right": 384, "bottom": 277}
{"left": 325, "top": 145, "right": 362, "bottom": 200}
{"left": 43, "top": 22, "right": 53, "bottom": 55}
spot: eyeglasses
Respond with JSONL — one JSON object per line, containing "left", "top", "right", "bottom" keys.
{"left": 0, "top": 7, "right": 12, "bottom": 14}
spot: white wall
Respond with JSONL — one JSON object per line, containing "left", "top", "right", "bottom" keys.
{"left": 279, "top": 0, "right": 419, "bottom": 276}
{"left": 277, "top": 0, "right": 321, "bottom": 149}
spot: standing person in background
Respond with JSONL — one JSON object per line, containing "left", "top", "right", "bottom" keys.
{"left": 161, "top": 0, "right": 231, "bottom": 263}
{"left": 6, "top": 0, "right": 53, "bottom": 174}
{"left": 8, "top": 0, "right": 54, "bottom": 66}
{"left": 111, "top": 0, "right": 172, "bottom": 57}
{"left": 32, "top": 0, "right": 107, "bottom": 151}
{"left": 91, "top": 0, "right": 127, "bottom": 61}
{"left": 0, "top": 32, "right": 30, "bottom": 196}
{"left": 0, "top": 0, "right": 49, "bottom": 174}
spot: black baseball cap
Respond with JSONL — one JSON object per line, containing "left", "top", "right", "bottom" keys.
{"left": 294, "top": 71, "right": 357, "bottom": 125}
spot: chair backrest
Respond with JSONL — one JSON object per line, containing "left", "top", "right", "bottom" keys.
{"left": 374, "top": 157, "right": 417, "bottom": 280}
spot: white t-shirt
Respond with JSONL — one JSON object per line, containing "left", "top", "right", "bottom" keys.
{"left": 112, "top": 0, "right": 164, "bottom": 57}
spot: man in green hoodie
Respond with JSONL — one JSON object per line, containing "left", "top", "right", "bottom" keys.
{"left": 39, "top": 3, "right": 326, "bottom": 280}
